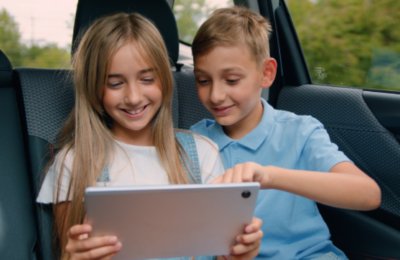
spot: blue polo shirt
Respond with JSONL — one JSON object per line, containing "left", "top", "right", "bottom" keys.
{"left": 191, "top": 99, "right": 349, "bottom": 260}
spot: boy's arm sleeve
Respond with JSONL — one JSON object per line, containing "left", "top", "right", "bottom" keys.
{"left": 300, "top": 118, "right": 350, "bottom": 172}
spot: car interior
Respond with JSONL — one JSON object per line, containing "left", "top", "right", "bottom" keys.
{"left": 0, "top": 0, "right": 399, "bottom": 259}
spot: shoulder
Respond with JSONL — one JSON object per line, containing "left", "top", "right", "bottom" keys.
{"left": 266, "top": 107, "right": 331, "bottom": 152}
{"left": 36, "top": 147, "right": 74, "bottom": 203}
{"left": 50, "top": 147, "right": 74, "bottom": 172}
{"left": 272, "top": 108, "right": 324, "bottom": 135}
{"left": 274, "top": 107, "right": 322, "bottom": 126}
{"left": 262, "top": 99, "right": 322, "bottom": 130}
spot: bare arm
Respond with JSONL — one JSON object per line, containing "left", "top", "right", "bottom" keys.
{"left": 214, "top": 161, "right": 381, "bottom": 210}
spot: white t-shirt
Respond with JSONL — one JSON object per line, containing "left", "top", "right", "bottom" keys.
{"left": 37, "top": 134, "right": 224, "bottom": 203}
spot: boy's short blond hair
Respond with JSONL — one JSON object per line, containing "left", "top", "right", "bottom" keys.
{"left": 192, "top": 6, "right": 272, "bottom": 65}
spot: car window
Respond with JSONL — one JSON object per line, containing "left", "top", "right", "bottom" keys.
{"left": 0, "top": 0, "right": 234, "bottom": 69}
{"left": 173, "top": 0, "right": 233, "bottom": 44}
{"left": 0, "top": 0, "right": 77, "bottom": 69}
{"left": 286, "top": 0, "right": 400, "bottom": 92}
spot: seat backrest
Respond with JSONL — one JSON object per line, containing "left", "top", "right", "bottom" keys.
{"left": 72, "top": 0, "right": 179, "bottom": 68}
{"left": 0, "top": 50, "right": 38, "bottom": 259}
{"left": 174, "top": 69, "right": 212, "bottom": 129}
{"left": 15, "top": 68, "right": 74, "bottom": 260}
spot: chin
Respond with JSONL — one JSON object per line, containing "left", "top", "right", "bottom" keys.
{"left": 215, "top": 117, "right": 237, "bottom": 127}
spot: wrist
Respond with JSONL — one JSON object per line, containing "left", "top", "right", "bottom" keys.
{"left": 263, "top": 165, "right": 281, "bottom": 189}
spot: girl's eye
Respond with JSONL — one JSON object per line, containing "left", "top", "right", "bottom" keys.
{"left": 141, "top": 77, "right": 155, "bottom": 84}
{"left": 107, "top": 81, "right": 123, "bottom": 88}
{"left": 196, "top": 78, "right": 210, "bottom": 86}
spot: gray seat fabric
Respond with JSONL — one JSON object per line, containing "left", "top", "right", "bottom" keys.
{"left": 174, "top": 69, "right": 212, "bottom": 129}
{"left": 0, "top": 50, "right": 38, "bottom": 259}
{"left": 16, "top": 68, "right": 74, "bottom": 260}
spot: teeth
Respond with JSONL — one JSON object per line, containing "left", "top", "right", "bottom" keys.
{"left": 125, "top": 107, "right": 144, "bottom": 115}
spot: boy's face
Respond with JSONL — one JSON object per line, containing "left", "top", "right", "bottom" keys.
{"left": 194, "top": 45, "right": 276, "bottom": 139}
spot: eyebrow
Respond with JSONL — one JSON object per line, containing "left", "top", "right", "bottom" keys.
{"left": 221, "top": 68, "right": 242, "bottom": 73}
{"left": 138, "top": 68, "right": 156, "bottom": 75}
{"left": 194, "top": 67, "right": 242, "bottom": 74}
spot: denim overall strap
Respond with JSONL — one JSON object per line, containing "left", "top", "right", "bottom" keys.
{"left": 175, "top": 131, "right": 202, "bottom": 184}
{"left": 97, "top": 165, "right": 110, "bottom": 183}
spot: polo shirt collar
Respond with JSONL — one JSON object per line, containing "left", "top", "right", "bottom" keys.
{"left": 209, "top": 98, "right": 275, "bottom": 151}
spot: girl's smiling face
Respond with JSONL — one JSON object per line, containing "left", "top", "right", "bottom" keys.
{"left": 102, "top": 42, "right": 162, "bottom": 145}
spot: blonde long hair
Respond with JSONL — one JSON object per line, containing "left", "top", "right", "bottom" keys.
{"left": 53, "top": 12, "right": 189, "bottom": 256}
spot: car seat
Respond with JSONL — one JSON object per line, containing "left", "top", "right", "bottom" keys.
{"left": 0, "top": 50, "right": 38, "bottom": 259}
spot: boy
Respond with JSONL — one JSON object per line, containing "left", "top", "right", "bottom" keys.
{"left": 190, "top": 6, "right": 381, "bottom": 259}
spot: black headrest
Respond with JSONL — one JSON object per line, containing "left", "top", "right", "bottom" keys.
{"left": 72, "top": 0, "right": 179, "bottom": 66}
{"left": 0, "top": 50, "right": 12, "bottom": 87}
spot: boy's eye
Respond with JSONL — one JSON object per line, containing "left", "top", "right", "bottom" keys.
{"left": 226, "top": 78, "right": 240, "bottom": 85}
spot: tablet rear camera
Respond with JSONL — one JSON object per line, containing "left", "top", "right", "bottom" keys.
{"left": 241, "top": 190, "right": 251, "bottom": 198}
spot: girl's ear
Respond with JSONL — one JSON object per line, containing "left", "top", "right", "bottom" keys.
{"left": 261, "top": 57, "right": 277, "bottom": 89}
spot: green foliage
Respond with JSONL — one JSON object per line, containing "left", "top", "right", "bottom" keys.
{"left": 367, "top": 49, "right": 400, "bottom": 89}
{"left": 286, "top": 0, "right": 400, "bottom": 91}
{"left": 21, "top": 44, "right": 71, "bottom": 68}
{"left": 174, "top": 0, "right": 230, "bottom": 44}
{"left": 0, "top": 9, "right": 23, "bottom": 65}
{"left": 0, "top": 8, "right": 70, "bottom": 68}
{"left": 174, "top": 0, "right": 211, "bottom": 43}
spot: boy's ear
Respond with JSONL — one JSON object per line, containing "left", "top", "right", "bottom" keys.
{"left": 261, "top": 57, "right": 277, "bottom": 89}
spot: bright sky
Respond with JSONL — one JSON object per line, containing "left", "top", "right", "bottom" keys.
{"left": 0, "top": 0, "right": 78, "bottom": 48}
{"left": 0, "top": 0, "right": 230, "bottom": 49}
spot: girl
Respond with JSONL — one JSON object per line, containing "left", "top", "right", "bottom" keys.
{"left": 37, "top": 12, "right": 262, "bottom": 260}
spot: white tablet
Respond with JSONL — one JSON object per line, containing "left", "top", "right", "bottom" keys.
{"left": 84, "top": 183, "right": 259, "bottom": 260}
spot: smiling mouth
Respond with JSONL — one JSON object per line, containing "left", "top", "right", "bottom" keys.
{"left": 122, "top": 105, "right": 147, "bottom": 118}
{"left": 212, "top": 105, "right": 234, "bottom": 116}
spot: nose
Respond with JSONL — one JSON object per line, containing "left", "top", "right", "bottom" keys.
{"left": 124, "top": 83, "right": 141, "bottom": 105}
{"left": 209, "top": 83, "right": 226, "bottom": 104}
